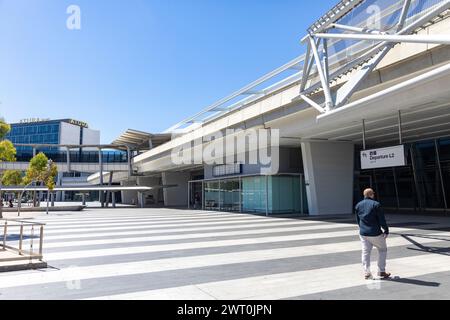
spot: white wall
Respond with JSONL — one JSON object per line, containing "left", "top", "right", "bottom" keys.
{"left": 137, "top": 176, "right": 161, "bottom": 205}
{"left": 301, "top": 142, "right": 355, "bottom": 215}
{"left": 162, "top": 172, "right": 191, "bottom": 207}
{"left": 59, "top": 122, "right": 81, "bottom": 147}
{"left": 82, "top": 128, "right": 101, "bottom": 150}
{"left": 121, "top": 180, "right": 138, "bottom": 205}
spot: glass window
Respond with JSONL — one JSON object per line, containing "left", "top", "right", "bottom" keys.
{"left": 204, "top": 181, "right": 220, "bottom": 211}
{"left": 219, "top": 180, "right": 240, "bottom": 212}
{"left": 413, "top": 142, "right": 444, "bottom": 209}
{"left": 268, "top": 176, "right": 302, "bottom": 214}
{"left": 242, "top": 176, "right": 267, "bottom": 213}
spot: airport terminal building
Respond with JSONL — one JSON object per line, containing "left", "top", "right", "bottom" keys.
{"left": 4, "top": 0, "right": 449, "bottom": 216}
{"left": 87, "top": 0, "right": 450, "bottom": 216}
{"left": 4, "top": 118, "right": 128, "bottom": 201}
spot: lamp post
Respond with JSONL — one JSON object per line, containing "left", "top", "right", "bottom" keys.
{"left": 46, "top": 160, "right": 53, "bottom": 215}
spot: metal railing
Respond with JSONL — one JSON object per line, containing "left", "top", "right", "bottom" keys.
{"left": 164, "top": 0, "right": 449, "bottom": 133}
{"left": 15, "top": 150, "right": 128, "bottom": 163}
{"left": 1, "top": 219, "right": 45, "bottom": 263}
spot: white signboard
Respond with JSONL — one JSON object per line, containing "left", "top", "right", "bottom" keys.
{"left": 360, "top": 145, "right": 406, "bottom": 170}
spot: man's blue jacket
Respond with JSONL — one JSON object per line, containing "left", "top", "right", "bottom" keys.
{"left": 355, "top": 197, "right": 389, "bottom": 237}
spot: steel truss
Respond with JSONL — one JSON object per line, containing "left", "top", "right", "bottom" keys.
{"left": 299, "top": 0, "right": 450, "bottom": 114}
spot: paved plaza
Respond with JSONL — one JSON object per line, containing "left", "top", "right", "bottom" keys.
{"left": 0, "top": 208, "right": 449, "bottom": 300}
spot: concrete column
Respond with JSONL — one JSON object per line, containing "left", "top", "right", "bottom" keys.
{"left": 162, "top": 172, "right": 191, "bottom": 207}
{"left": 301, "top": 142, "right": 355, "bottom": 216}
{"left": 137, "top": 176, "right": 160, "bottom": 206}
{"left": 121, "top": 180, "right": 138, "bottom": 205}
{"left": 126, "top": 146, "right": 133, "bottom": 178}
{"left": 66, "top": 147, "right": 71, "bottom": 172}
{"left": 138, "top": 192, "right": 145, "bottom": 208}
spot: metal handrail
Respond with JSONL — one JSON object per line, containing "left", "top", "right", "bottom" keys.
{"left": 164, "top": 0, "right": 448, "bottom": 133}
{"left": 0, "top": 219, "right": 46, "bottom": 263}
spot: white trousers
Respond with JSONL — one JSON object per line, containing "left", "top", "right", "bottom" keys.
{"left": 360, "top": 235, "right": 387, "bottom": 274}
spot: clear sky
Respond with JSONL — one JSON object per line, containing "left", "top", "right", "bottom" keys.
{"left": 0, "top": 0, "right": 337, "bottom": 143}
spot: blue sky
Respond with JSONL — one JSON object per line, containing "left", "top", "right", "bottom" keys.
{"left": 0, "top": 0, "right": 337, "bottom": 143}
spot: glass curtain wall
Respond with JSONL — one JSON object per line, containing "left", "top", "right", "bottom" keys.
{"left": 242, "top": 176, "right": 267, "bottom": 214}
{"left": 198, "top": 175, "right": 306, "bottom": 215}
{"left": 356, "top": 138, "right": 450, "bottom": 213}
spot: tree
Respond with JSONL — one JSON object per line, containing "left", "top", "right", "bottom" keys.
{"left": 0, "top": 118, "right": 16, "bottom": 162}
{"left": 0, "top": 118, "right": 11, "bottom": 139}
{"left": 0, "top": 118, "right": 16, "bottom": 218}
{"left": 19, "top": 153, "right": 58, "bottom": 215}
{"left": 2, "top": 170, "right": 23, "bottom": 186}
{"left": 23, "top": 153, "right": 58, "bottom": 190}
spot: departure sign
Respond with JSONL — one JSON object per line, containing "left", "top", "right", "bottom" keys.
{"left": 360, "top": 145, "right": 406, "bottom": 170}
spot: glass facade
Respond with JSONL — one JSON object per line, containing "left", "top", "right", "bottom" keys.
{"left": 5, "top": 120, "right": 127, "bottom": 163}
{"left": 355, "top": 138, "right": 450, "bottom": 212}
{"left": 15, "top": 150, "right": 128, "bottom": 163}
{"left": 6, "top": 122, "right": 60, "bottom": 152}
{"left": 192, "top": 174, "right": 307, "bottom": 215}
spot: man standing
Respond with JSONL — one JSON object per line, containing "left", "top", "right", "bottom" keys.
{"left": 355, "top": 188, "right": 391, "bottom": 280}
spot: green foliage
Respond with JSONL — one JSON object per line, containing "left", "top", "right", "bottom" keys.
{"left": 0, "top": 118, "right": 16, "bottom": 162}
{"left": 1, "top": 170, "right": 23, "bottom": 186}
{"left": 0, "top": 118, "right": 10, "bottom": 139}
{"left": 0, "top": 140, "right": 16, "bottom": 162}
{"left": 24, "top": 152, "right": 58, "bottom": 190}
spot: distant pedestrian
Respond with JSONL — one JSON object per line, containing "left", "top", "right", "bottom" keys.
{"left": 355, "top": 188, "right": 391, "bottom": 280}
{"left": 8, "top": 199, "right": 13, "bottom": 208}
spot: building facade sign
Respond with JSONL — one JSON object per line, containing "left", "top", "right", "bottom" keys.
{"left": 213, "top": 163, "right": 242, "bottom": 177}
{"left": 19, "top": 118, "right": 51, "bottom": 124}
{"left": 360, "top": 145, "right": 406, "bottom": 170}
{"left": 68, "top": 119, "right": 88, "bottom": 128}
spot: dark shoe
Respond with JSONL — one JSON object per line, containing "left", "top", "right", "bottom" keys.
{"left": 365, "top": 273, "right": 373, "bottom": 280}
{"left": 378, "top": 272, "right": 391, "bottom": 279}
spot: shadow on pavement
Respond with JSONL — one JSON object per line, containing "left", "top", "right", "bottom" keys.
{"left": 400, "top": 234, "right": 450, "bottom": 256}
{"left": 388, "top": 277, "right": 440, "bottom": 287}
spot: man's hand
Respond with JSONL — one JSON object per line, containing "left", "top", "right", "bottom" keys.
{"left": 383, "top": 233, "right": 389, "bottom": 239}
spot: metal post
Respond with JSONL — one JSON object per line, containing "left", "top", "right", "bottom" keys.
{"left": 398, "top": 110, "right": 403, "bottom": 145}
{"left": 112, "top": 192, "right": 116, "bottom": 208}
{"left": 410, "top": 145, "right": 423, "bottom": 212}
{"left": 434, "top": 139, "right": 448, "bottom": 211}
{"left": 218, "top": 180, "right": 222, "bottom": 212}
{"left": 309, "top": 36, "right": 333, "bottom": 111}
{"left": 39, "top": 226, "right": 44, "bottom": 260}
{"left": 105, "top": 172, "right": 114, "bottom": 208}
{"left": 362, "top": 119, "right": 367, "bottom": 150}
{"left": 188, "top": 182, "right": 191, "bottom": 209}
{"left": 3, "top": 221, "right": 7, "bottom": 250}
{"left": 46, "top": 190, "right": 50, "bottom": 215}
{"left": 239, "top": 176, "right": 242, "bottom": 213}
{"left": 19, "top": 224, "right": 23, "bottom": 255}
{"left": 299, "top": 41, "right": 312, "bottom": 92}
{"left": 392, "top": 168, "right": 400, "bottom": 211}
{"left": 322, "top": 38, "right": 329, "bottom": 83}
{"left": 202, "top": 181, "right": 205, "bottom": 210}
{"left": 82, "top": 193, "right": 86, "bottom": 206}
{"left": 98, "top": 148, "right": 104, "bottom": 207}
{"left": 126, "top": 146, "right": 132, "bottom": 179}
{"left": 51, "top": 192, "right": 55, "bottom": 207}
{"left": 265, "top": 175, "right": 269, "bottom": 217}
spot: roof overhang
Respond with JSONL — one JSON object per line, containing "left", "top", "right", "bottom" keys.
{"left": 112, "top": 129, "right": 172, "bottom": 151}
